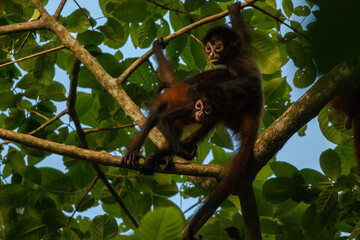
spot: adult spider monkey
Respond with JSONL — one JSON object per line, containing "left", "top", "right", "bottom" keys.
{"left": 121, "top": 39, "right": 228, "bottom": 174}
{"left": 180, "top": 2, "right": 264, "bottom": 239}
{"left": 330, "top": 91, "right": 360, "bottom": 171}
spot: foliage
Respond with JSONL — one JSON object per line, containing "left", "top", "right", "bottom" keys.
{"left": 0, "top": 0, "right": 359, "bottom": 239}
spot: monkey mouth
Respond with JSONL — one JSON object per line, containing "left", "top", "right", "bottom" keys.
{"left": 210, "top": 58, "right": 221, "bottom": 64}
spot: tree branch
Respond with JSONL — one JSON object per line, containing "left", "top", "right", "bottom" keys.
{"left": 0, "top": 20, "right": 47, "bottom": 35}
{"left": 146, "top": 0, "right": 187, "bottom": 15}
{"left": 54, "top": 0, "right": 67, "bottom": 19}
{"left": 83, "top": 124, "right": 136, "bottom": 134}
{"left": 0, "top": 45, "right": 66, "bottom": 69}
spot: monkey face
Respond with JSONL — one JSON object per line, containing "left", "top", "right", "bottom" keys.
{"left": 194, "top": 99, "right": 213, "bottom": 123}
{"left": 205, "top": 40, "right": 224, "bottom": 65}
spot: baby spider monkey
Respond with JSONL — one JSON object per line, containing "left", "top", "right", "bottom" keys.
{"left": 121, "top": 39, "right": 228, "bottom": 174}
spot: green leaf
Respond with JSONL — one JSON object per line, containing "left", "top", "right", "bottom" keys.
{"left": 63, "top": 9, "right": 91, "bottom": 33}
{"left": 293, "top": 5, "right": 311, "bottom": 17}
{"left": 302, "top": 205, "right": 324, "bottom": 236}
{"left": 90, "top": 215, "right": 118, "bottom": 240}
{"left": 6, "top": 217, "right": 46, "bottom": 239}
{"left": 40, "top": 81, "right": 66, "bottom": 101}
{"left": 77, "top": 30, "right": 105, "bottom": 46}
{"left": 270, "top": 161, "right": 299, "bottom": 177}
{"left": 134, "top": 207, "right": 185, "bottom": 240}
{"left": 314, "top": 188, "right": 337, "bottom": 216}
{"left": 137, "top": 18, "right": 157, "bottom": 48}
{"left": 251, "top": 29, "right": 282, "bottom": 74}
{"left": 293, "top": 61, "right": 317, "bottom": 88}
{"left": 320, "top": 149, "right": 342, "bottom": 180}
{"left": 98, "top": 18, "right": 127, "bottom": 49}
{"left": 318, "top": 106, "right": 352, "bottom": 145}
{"left": 111, "top": 0, "right": 150, "bottom": 23}
{"left": 282, "top": 0, "right": 294, "bottom": 18}
{"left": 262, "top": 177, "right": 296, "bottom": 203}
{"left": 263, "top": 77, "right": 288, "bottom": 105}
{"left": 350, "top": 220, "right": 360, "bottom": 239}
{"left": 211, "top": 125, "right": 233, "bottom": 150}
{"left": 285, "top": 40, "right": 309, "bottom": 69}
{"left": 300, "top": 168, "right": 329, "bottom": 185}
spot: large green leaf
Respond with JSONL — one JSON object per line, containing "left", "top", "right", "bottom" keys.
{"left": 262, "top": 177, "right": 297, "bottom": 203}
{"left": 133, "top": 207, "right": 185, "bottom": 240}
{"left": 63, "top": 9, "right": 91, "bottom": 33}
{"left": 111, "top": 0, "right": 150, "bottom": 23}
{"left": 251, "top": 29, "right": 282, "bottom": 74}
{"left": 319, "top": 149, "right": 342, "bottom": 180}
{"left": 270, "top": 161, "right": 299, "bottom": 178}
{"left": 90, "top": 215, "right": 118, "bottom": 240}
{"left": 282, "top": 0, "right": 294, "bottom": 18}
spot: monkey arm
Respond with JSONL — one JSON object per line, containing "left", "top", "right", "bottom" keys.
{"left": 153, "top": 39, "right": 177, "bottom": 83}
{"left": 228, "top": 2, "right": 252, "bottom": 53}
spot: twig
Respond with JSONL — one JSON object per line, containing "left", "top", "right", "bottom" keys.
{"left": 13, "top": 31, "right": 31, "bottom": 55}
{"left": 54, "top": 0, "right": 67, "bottom": 19}
{"left": 0, "top": 109, "right": 68, "bottom": 147}
{"left": 26, "top": 109, "right": 49, "bottom": 121}
{"left": 83, "top": 124, "right": 136, "bottom": 134}
{"left": 146, "top": 0, "right": 186, "bottom": 14}
{"left": 67, "top": 176, "right": 99, "bottom": 226}
{"left": 189, "top": 33, "right": 204, "bottom": 48}
{"left": 0, "top": 45, "right": 66, "bottom": 69}
{"left": 67, "top": 60, "right": 139, "bottom": 228}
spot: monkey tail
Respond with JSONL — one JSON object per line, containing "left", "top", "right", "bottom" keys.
{"left": 184, "top": 117, "right": 259, "bottom": 239}
{"left": 353, "top": 115, "right": 360, "bottom": 172}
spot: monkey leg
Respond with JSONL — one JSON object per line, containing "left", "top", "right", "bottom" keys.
{"left": 121, "top": 101, "right": 167, "bottom": 167}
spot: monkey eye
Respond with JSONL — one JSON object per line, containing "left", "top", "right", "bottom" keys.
{"left": 204, "top": 107, "right": 212, "bottom": 115}
{"left": 215, "top": 44, "right": 223, "bottom": 52}
{"left": 205, "top": 43, "right": 211, "bottom": 53}
{"left": 195, "top": 101, "right": 203, "bottom": 110}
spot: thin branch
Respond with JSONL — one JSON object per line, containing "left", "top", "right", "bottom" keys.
{"left": 116, "top": 0, "right": 259, "bottom": 85}
{"left": 54, "top": 0, "right": 67, "bottom": 19}
{"left": 67, "top": 60, "right": 139, "bottom": 228}
{"left": 0, "top": 109, "right": 68, "bottom": 147}
{"left": 13, "top": 31, "right": 31, "bottom": 55}
{"left": 26, "top": 109, "right": 49, "bottom": 121}
{"left": 252, "top": 4, "right": 309, "bottom": 40}
{"left": 83, "top": 124, "right": 136, "bottom": 134}
{"left": 0, "top": 45, "right": 66, "bottom": 69}
{"left": 146, "top": 0, "right": 187, "bottom": 14}
{"left": 67, "top": 176, "right": 99, "bottom": 226}
{"left": 189, "top": 33, "right": 204, "bottom": 48}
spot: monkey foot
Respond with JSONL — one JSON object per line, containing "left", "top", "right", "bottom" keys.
{"left": 177, "top": 142, "right": 197, "bottom": 160}
{"left": 140, "top": 154, "right": 174, "bottom": 175}
{"left": 121, "top": 152, "right": 144, "bottom": 167}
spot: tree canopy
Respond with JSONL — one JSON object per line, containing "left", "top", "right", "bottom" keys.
{"left": 0, "top": 0, "right": 359, "bottom": 239}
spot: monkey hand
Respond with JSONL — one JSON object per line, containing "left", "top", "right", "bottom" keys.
{"left": 178, "top": 140, "right": 197, "bottom": 160}
{"left": 121, "top": 152, "right": 145, "bottom": 167}
{"left": 153, "top": 37, "right": 168, "bottom": 50}
{"left": 228, "top": 1, "right": 242, "bottom": 13}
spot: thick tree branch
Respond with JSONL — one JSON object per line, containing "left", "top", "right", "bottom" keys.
{"left": 0, "top": 20, "right": 47, "bottom": 35}
{"left": 0, "top": 127, "right": 225, "bottom": 178}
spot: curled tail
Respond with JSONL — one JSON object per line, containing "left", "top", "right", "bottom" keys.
{"left": 353, "top": 115, "right": 360, "bottom": 172}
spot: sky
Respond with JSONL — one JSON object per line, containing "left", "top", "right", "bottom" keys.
{"left": 35, "top": 0, "right": 335, "bottom": 219}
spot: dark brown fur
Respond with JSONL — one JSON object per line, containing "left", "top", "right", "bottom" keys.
{"left": 330, "top": 92, "right": 360, "bottom": 172}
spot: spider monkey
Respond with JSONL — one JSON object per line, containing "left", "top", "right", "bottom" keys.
{"left": 121, "top": 39, "right": 228, "bottom": 174}
{"left": 330, "top": 91, "right": 360, "bottom": 171}
{"left": 180, "top": 2, "right": 264, "bottom": 239}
